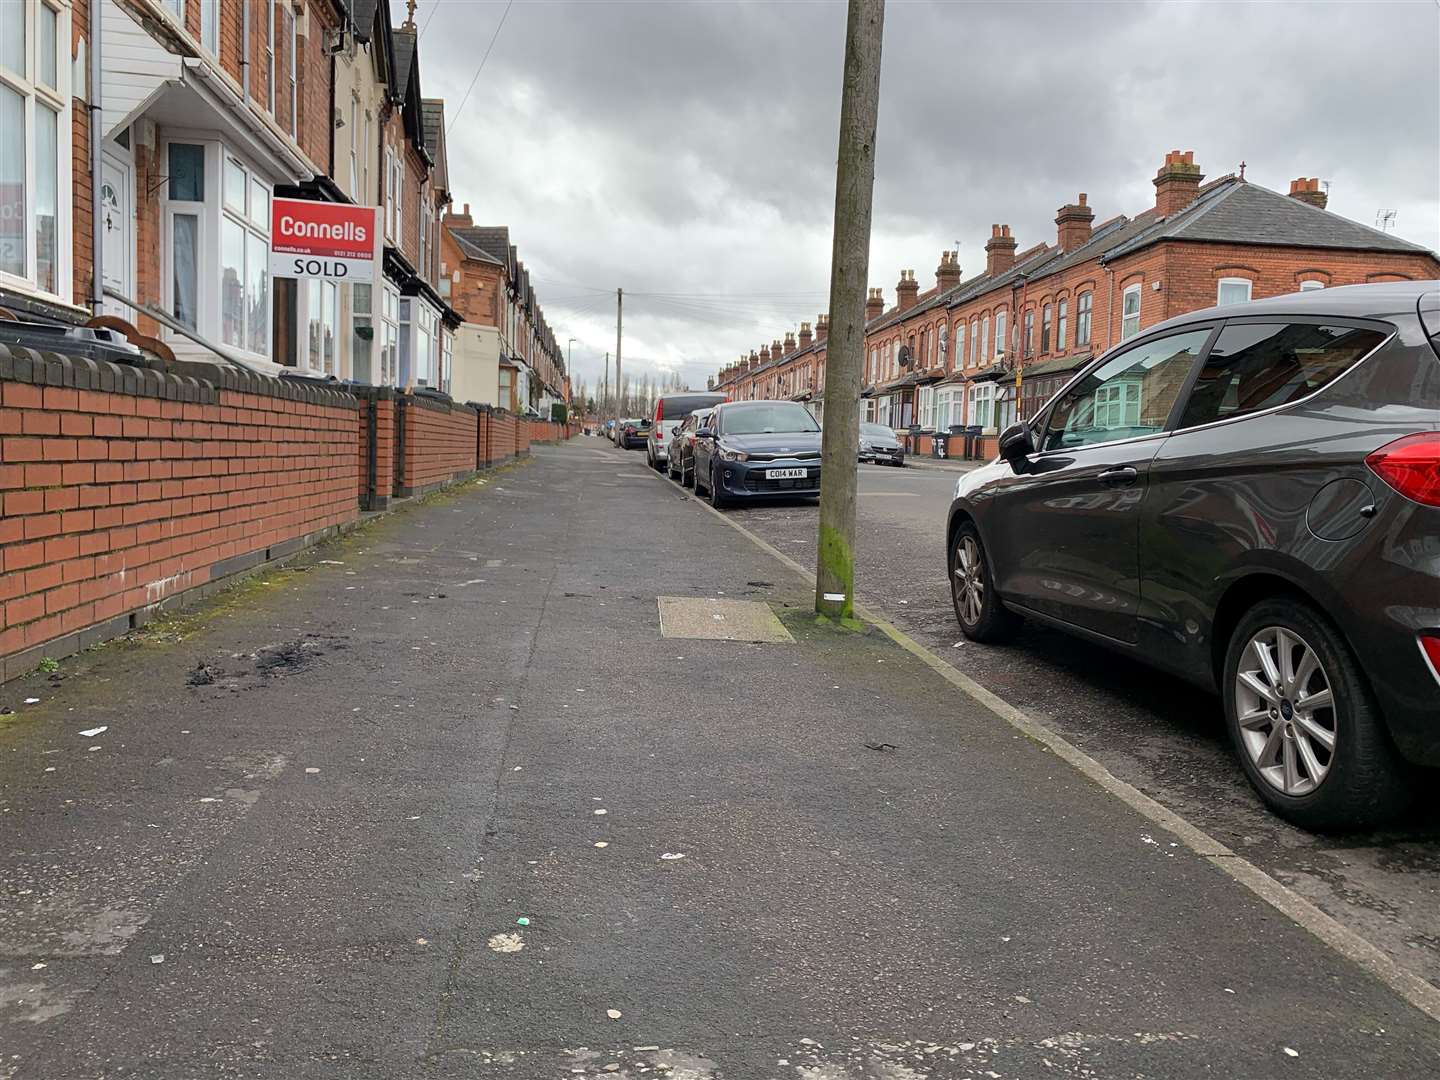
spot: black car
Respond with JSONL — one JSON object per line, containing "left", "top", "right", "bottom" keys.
{"left": 693, "top": 401, "right": 822, "bottom": 509}
{"left": 946, "top": 281, "right": 1440, "bottom": 829}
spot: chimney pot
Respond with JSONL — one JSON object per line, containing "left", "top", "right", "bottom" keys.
{"left": 1154, "top": 149, "right": 1205, "bottom": 215}
{"left": 985, "top": 223, "right": 1019, "bottom": 276}
{"left": 936, "top": 249, "right": 962, "bottom": 292}
{"left": 1055, "top": 193, "right": 1096, "bottom": 252}
{"left": 1288, "top": 176, "right": 1328, "bottom": 210}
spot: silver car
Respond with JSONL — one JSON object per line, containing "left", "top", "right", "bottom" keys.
{"left": 859, "top": 422, "right": 905, "bottom": 466}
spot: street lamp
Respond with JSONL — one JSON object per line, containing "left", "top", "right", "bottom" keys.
{"left": 567, "top": 338, "right": 577, "bottom": 415}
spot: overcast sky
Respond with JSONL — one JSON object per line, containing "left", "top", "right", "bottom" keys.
{"left": 416, "top": 0, "right": 1440, "bottom": 393}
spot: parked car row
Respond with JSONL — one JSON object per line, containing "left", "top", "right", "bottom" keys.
{"left": 656, "top": 397, "right": 824, "bottom": 509}
{"left": 946, "top": 281, "right": 1440, "bottom": 830}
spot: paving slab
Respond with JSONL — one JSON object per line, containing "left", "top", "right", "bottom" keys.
{"left": 0, "top": 443, "right": 1435, "bottom": 1080}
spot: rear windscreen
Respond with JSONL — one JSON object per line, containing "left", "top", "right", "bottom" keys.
{"left": 660, "top": 394, "right": 726, "bottom": 420}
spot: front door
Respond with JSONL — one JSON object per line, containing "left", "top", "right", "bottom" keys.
{"left": 99, "top": 152, "right": 133, "bottom": 319}
{"left": 985, "top": 326, "right": 1213, "bottom": 644}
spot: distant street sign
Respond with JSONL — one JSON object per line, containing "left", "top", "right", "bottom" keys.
{"left": 270, "top": 198, "right": 380, "bottom": 283}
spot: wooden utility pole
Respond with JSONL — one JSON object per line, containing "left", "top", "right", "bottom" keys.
{"left": 816, "top": 0, "right": 885, "bottom": 619}
{"left": 614, "top": 288, "right": 624, "bottom": 434}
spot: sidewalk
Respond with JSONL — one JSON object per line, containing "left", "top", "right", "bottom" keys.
{"left": 1, "top": 441, "right": 1435, "bottom": 1079}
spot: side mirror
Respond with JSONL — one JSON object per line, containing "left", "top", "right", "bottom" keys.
{"left": 695, "top": 427, "right": 715, "bottom": 440}
{"left": 997, "top": 423, "right": 1034, "bottom": 467}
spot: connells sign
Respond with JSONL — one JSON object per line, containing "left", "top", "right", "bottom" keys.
{"left": 270, "top": 198, "right": 382, "bottom": 283}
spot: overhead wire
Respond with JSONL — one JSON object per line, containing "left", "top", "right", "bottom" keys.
{"left": 446, "top": 0, "right": 515, "bottom": 136}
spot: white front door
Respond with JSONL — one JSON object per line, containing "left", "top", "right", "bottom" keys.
{"left": 99, "top": 152, "right": 133, "bottom": 319}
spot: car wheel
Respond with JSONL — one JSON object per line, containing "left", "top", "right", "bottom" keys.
{"left": 708, "top": 466, "right": 728, "bottom": 509}
{"left": 682, "top": 462, "right": 694, "bottom": 489}
{"left": 1223, "top": 598, "right": 1414, "bottom": 831}
{"left": 950, "top": 521, "right": 1020, "bottom": 643}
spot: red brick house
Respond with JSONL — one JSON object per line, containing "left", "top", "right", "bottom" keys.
{"left": 714, "top": 150, "right": 1439, "bottom": 458}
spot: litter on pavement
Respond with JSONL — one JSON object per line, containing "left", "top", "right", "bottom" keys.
{"left": 606, "top": 1009, "right": 623, "bottom": 1020}
{"left": 149, "top": 954, "right": 164, "bottom": 964}
{"left": 660, "top": 852, "right": 686, "bottom": 861}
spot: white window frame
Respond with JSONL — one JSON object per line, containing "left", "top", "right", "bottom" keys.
{"left": 1077, "top": 291, "right": 1092, "bottom": 346}
{"left": 266, "top": 0, "right": 275, "bottom": 112}
{"left": 384, "top": 147, "right": 395, "bottom": 240}
{"left": 1022, "top": 308, "right": 1034, "bottom": 357}
{"left": 160, "top": 137, "right": 273, "bottom": 361}
{"left": 917, "top": 384, "right": 936, "bottom": 431}
{"left": 379, "top": 282, "right": 401, "bottom": 386}
{"left": 0, "top": 0, "right": 72, "bottom": 304}
{"left": 288, "top": 4, "right": 298, "bottom": 134}
{"left": 302, "top": 277, "right": 338, "bottom": 375}
{"left": 200, "top": 0, "right": 219, "bottom": 56}
{"left": 968, "top": 381, "right": 995, "bottom": 432}
{"left": 953, "top": 322, "right": 965, "bottom": 369}
{"left": 995, "top": 310, "right": 1006, "bottom": 359}
{"left": 1041, "top": 303, "right": 1052, "bottom": 354}
{"left": 1056, "top": 298, "right": 1068, "bottom": 352}
{"left": 1299, "top": 280, "right": 1324, "bottom": 292}
{"left": 938, "top": 324, "right": 948, "bottom": 368}
{"left": 1121, "top": 283, "right": 1142, "bottom": 339}
{"left": 969, "top": 318, "right": 979, "bottom": 366}
{"left": 980, "top": 314, "right": 989, "bottom": 362}
{"left": 1217, "top": 277, "right": 1253, "bottom": 305}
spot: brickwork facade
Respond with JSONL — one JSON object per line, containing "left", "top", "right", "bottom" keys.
{"left": 397, "top": 397, "right": 478, "bottom": 496}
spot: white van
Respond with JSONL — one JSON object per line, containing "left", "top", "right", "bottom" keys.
{"left": 646, "top": 392, "right": 727, "bottom": 471}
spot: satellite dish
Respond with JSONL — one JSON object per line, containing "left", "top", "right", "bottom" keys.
{"left": 897, "top": 345, "right": 913, "bottom": 369}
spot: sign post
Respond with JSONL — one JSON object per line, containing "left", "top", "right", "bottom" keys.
{"left": 270, "top": 198, "right": 381, "bottom": 283}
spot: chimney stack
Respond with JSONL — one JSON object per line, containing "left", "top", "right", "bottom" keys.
{"left": 935, "top": 251, "right": 961, "bottom": 292}
{"left": 816, "top": 313, "right": 829, "bottom": 341}
{"left": 772, "top": 338, "right": 784, "bottom": 359}
{"left": 1055, "top": 193, "right": 1094, "bottom": 252}
{"left": 1153, "top": 150, "right": 1204, "bottom": 216}
{"left": 758, "top": 345, "right": 771, "bottom": 364}
{"left": 865, "top": 287, "right": 885, "bottom": 322}
{"left": 783, "top": 331, "right": 797, "bottom": 354}
{"left": 896, "top": 269, "right": 920, "bottom": 312}
{"left": 446, "top": 202, "right": 474, "bottom": 229}
{"left": 1288, "top": 177, "right": 1328, "bottom": 210}
{"left": 798, "top": 322, "right": 813, "bottom": 349}
{"left": 985, "top": 225, "right": 1018, "bottom": 276}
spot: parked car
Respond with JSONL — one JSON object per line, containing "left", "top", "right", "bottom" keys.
{"left": 617, "top": 418, "right": 650, "bottom": 449}
{"left": 667, "top": 409, "right": 713, "bottom": 487}
{"left": 945, "top": 282, "right": 1440, "bottom": 830}
{"left": 692, "top": 401, "right": 822, "bottom": 509}
{"left": 859, "top": 422, "right": 905, "bottom": 466}
{"left": 648, "top": 392, "right": 727, "bottom": 471}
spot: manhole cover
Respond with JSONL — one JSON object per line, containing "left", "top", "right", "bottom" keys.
{"left": 656, "top": 596, "right": 793, "bottom": 643}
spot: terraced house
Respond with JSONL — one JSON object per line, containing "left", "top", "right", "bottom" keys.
{"left": 713, "top": 150, "right": 1439, "bottom": 458}
{"left": 0, "top": 0, "right": 540, "bottom": 401}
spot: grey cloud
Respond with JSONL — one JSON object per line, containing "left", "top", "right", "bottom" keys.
{"left": 419, "top": 0, "right": 1439, "bottom": 389}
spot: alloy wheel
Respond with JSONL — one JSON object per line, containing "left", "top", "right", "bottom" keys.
{"left": 952, "top": 534, "right": 985, "bottom": 626}
{"left": 1234, "top": 626, "right": 1337, "bottom": 797}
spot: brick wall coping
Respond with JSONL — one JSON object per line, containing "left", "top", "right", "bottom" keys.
{"left": 401, "top": 390, "right": 479, "bottom": 415}
{"left": 0, "top": 343, "right": 360, "bottom": 410}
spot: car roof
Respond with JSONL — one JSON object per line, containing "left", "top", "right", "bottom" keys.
{"left": 1147, "top": 280, "right": 1436, "bottom": 336}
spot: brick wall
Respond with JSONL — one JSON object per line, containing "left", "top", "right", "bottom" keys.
{"left": 396, "top": 395, "right": 478, "bottom": 497}
{"left": 70, "top": 0, "right": 92, "bottom": 308}
{"left": 0, "top": 346, "right": 359, "bottom": 679}
{"left": 352, "top": 385, "right": 396, "bottom": 510}
{"left": 296, "top": 0, "right": 338, "bottom": 171}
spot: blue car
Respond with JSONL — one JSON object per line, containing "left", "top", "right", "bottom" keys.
{"left": 692, "top": 401, "right": 822, "bottom": 509}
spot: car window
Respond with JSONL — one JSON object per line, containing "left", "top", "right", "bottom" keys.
{"left": 1043, "top": 328, "right": 1211, "bottom": 452}
{"left": 1176, "top": 322, "right": 1387, "bottom": 429}
{"left": 719, "top": 403, "right": 821, "bottom": 435}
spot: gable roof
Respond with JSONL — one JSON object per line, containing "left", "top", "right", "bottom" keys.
{"left": 345, "top": 0, "right": 380, "bottom": 40}
{"left": 420, "top": 99, "right": 447, "bottom": 192}
{"left": 449, "top": 228, "right": 504, "bottom": 265}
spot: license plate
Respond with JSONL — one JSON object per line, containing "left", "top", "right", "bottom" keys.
{"left": 766, "top": 468, "right": 807, "bottom": 479}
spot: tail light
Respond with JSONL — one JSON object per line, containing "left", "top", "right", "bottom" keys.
{"left": 655, "top": 400, "right": 664, "bottom": 424}
{"left": 1366, "top": 433, "right": 1440, "bottom": 506}
{"left": 1419, "top": 633, "right": 1440, "bottom": 682}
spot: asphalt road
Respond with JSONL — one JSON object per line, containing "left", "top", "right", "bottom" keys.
{"left": 697, "top": 453, "right": 1440, "bottom": 996}
{"left": 4, "top": 440, "right": 1438, "bottom": 1078}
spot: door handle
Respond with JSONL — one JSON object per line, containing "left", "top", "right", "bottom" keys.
{"left": 1097, "top": 466, "right": 1139, "bottom": 486}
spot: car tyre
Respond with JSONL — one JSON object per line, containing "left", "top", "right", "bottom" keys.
{"left": 1223, "top": 598, "right": 1414, "bottom": 831}
{"left": 682, "top": 461, "right": 694, "bottom": 488}
{"left": 708, "top": 465, "right": 729, "bottom": 509}
{"left": 950, "top": 521, "right": 1020, "bottom": 643}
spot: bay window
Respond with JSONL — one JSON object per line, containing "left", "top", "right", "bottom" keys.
{"left": 162, "top": 141, "right": 274, "bottom": 360}
{"left": 917, "top": 384, "right": 936, "bottom": 430}
{"left": 352, "top": 283, "right": 374, "bottom": 383}
{"left": 936, "top": 387, "right": 963, "bottom": 430}
{"left": 304, "top": 279, "right": 337, "bottom": 374}
{"left": 968, "top": 382, "right": 995, "bottom": 431}
{"left": 380, "top": 283, "right": 400, "bottom": 385}
{"left": 1, "top": 0, "right": 70, "bottom": 301}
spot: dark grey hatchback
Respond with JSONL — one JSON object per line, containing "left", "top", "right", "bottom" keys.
{"left": 946, "top": 282, "right": 1440, "bottom": 829}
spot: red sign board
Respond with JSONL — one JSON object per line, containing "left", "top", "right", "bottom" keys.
{"left": 270, "top": 197, "right": 381, "bottom": 283}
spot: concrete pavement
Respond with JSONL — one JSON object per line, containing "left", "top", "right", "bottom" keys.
{"left": 1, "top": 441, "right": 1437, "bottom": 1078}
